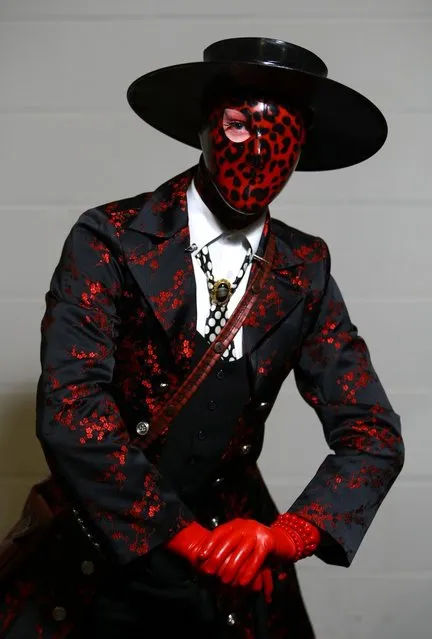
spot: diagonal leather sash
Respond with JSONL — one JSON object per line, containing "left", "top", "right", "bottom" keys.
{"left": 143, "top": 231, "right": 276, "bottom": 447}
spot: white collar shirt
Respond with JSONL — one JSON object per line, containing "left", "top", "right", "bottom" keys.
{"left": 186, "top": 180, "right": 265, "bottom": 358}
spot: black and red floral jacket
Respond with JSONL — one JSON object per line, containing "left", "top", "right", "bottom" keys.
{"left": 36, "top": 165, "right": 404, "bottom": 569}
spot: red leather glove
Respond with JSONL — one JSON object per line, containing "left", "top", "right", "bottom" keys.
{"left": 165, "top": 521, "right": 211, "bottom": 567}
{"left": 250, "top": 566, "right": 274, "bottom": 603}
{"left": 198, "top": 515, "right": 320, "bottom": 588}
{"left": 198, "top": 519, "right": 282, "bottom": 587}
{"left": 166, "top": 521, "right": 274, "bottom": 601}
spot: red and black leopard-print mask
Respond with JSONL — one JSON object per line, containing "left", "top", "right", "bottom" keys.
{"left": 199, "top": 97, "right": 306, "bottom": 215}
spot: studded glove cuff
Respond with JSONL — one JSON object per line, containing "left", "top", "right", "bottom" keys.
{"left": 270, "top": 513, "right": 321, "bottom": 561}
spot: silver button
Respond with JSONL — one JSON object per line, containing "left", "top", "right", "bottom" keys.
{"left": 212, "top": 477, "right": 224, "bottom": 486}
{"left": 259, "top": 401, "right": 270, "bottom": 409}
{"left": 210, "top": 517, "right": 220, "bottom": 529}
{"left": 52, "top": 606, "right": 67, "bottom": 622}
{"left": 240, "top": 444, "right": 252, "bottom": 455}
{"left": 227, "top": 613, "right": 238, "bottom": 627}
{"left": 159, "top": 382, "right": 169, "bottom": 389}
{"left": 136, "top": 421, "right": 150, "bottom": 436}
{"left": 81, "top": 560, "right": 95, "bottom": 575}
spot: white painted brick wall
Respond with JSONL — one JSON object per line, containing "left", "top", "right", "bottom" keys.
{"left": 0, "top": 1, "right": 431, "bottom": 637}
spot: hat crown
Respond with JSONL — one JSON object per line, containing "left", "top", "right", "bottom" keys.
{"left": 203, "top": 37, "right": 328, "bottom": 78}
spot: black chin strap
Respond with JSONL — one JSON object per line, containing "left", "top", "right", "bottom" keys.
{"left": 194, "top": 156, "right": 267, "bottom": 231}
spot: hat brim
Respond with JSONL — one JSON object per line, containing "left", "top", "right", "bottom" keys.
{"left": 127, "top": 61, "right": 387, "bottom": 171}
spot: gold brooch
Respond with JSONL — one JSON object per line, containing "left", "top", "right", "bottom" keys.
{"left": 211, "top": 279, "right": 233, "bottom": 306}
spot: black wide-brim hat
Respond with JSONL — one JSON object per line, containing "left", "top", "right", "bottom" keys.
{"left": 127, "top": 37, "right": 388, "bottom": 171}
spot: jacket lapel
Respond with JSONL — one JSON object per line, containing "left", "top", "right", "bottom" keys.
{"left": 123, "top": 167, "right": 199, "bottom": 366}
{"left": 243, "top": 218, "right": 316, "bottom": 397}
{"left": 243, "top": 218, "right": 306, "bottom": 356}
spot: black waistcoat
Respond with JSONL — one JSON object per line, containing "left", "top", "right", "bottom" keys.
{"left": 157, "top": 331, "right": 252, "bottom": 504}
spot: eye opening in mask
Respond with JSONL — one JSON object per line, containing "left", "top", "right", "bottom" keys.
{"left": 222, "top": 107, "right": 252, "bottom": 143}
{"left": 200, "top": 81, "right": 314, "bottom": 135}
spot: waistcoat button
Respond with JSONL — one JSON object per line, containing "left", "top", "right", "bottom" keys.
{"left": 216, "top": 369, "right": 225, "bottom": 380}
{"left": 52, "top": 606, "right": 67, "bottom": 622}
{"left": 81, "top": 560, "right": 95, "bottom": 576}
{"left": 197, "top": 430, "right": 206, "bottom": 440}
{"left": 208, "top": 400, "right": 217, "bottom": 411}
{"left": 227, "top": 613, "right": 238, "bottom": 626}
{"left": 240, "top": 444, "right": 252, "bottom": 455}
{"left": 136, "top": 421, "right": 150, "bottom": 436}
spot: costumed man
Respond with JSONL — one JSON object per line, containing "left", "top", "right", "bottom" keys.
{"left": 0, "top": 38, "right": 404, "bottom": 639}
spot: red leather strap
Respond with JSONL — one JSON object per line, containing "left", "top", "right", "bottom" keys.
{"left": 143, "top": 232, "right": 276, "bottom": 446}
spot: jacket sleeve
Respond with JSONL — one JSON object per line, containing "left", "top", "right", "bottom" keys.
{"left": 288, "top": 254, "right": 404, "bottom": 567}
{"left": 36, "top": 208, "right": 195, "bottom": 566}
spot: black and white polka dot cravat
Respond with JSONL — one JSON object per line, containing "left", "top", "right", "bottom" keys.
{"left": 195, "top": 244, "right": 252, "bottom": 361}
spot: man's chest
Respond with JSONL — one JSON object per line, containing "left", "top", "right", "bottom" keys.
{"left": 113, "top": 264, "right": 308, "bottom": 414}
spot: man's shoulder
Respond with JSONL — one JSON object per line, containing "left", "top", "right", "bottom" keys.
{"left": 77, "top": 191, "right": 152, "bottom": 237}
{"left": 271, "top": 216, "right": 330, "bottom": 264}
{"left": 76, "top": 166, "right": 196, "bottom": 239}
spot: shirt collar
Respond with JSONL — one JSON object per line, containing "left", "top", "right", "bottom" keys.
{"left": 187, "top": 180, "right": 265, "bottom": 254}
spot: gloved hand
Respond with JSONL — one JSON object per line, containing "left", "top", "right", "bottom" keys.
{"left": 198, "top": 515, "right": 320, "bottom": 588}
{"left": 165, "top": 521, "right": 211, "bottom": 567}
{"left": 250, "top": 566, "right": 274, "bottom": 603}
{"left": 166, "top": 521, "right": 274, "bottom": 601}
{"left": 197, "top": 519, "right": 291, "bottom": 587}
